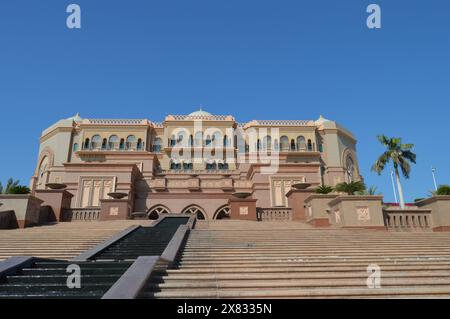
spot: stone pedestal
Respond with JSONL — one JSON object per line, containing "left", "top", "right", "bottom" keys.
{"left": 304, "top": 194, "right": 338, "bottom": 227}
{"left": 416, "top": 196, "right": 450, "bottom": 231}
{"left": 35, "top": 190, "right": 73, "bottom": 222}
{"left": 328, "top": 195, "right": 385, "bottom": 230}
{"left": 99, "top": 199, "right": 131, "bottom": 221}
{"left": 228, "top": 198, "right": 258, "bottom": 221}
{"left": 286, "top": 189, "right": 316, "bottom": 221}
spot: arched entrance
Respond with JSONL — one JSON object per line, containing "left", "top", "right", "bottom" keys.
{"left": 182, "top": 205, "right": 206, "bottom": 220}
{"left": 147, "top": 205, "right": 170, "bottom": 220}
{"left": 214, "top": 206, "right": 230, "bottom": 220}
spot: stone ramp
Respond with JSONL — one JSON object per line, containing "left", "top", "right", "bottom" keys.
{"left": 145, "top": 220, "right": 450, "bottom": 298}
{"left": 0, "top": 220, "right": 153, "bottom": 261}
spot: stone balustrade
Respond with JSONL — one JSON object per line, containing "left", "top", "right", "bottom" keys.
{"left": 66, "top": 208, "right": 101, "bottom": 221}
{"left": 257, "top": 207, "right": 292, "bottom": 222}
{"left": 383, "top": 208, "right": 432, "bottom": 231}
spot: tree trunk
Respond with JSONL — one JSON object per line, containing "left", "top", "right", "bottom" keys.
{"left": 395, "top": 169, "right": 406, "bottom": 209}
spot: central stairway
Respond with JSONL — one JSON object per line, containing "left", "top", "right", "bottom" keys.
{"left": 144, "top": 220, "right": 450, "bottom": 298}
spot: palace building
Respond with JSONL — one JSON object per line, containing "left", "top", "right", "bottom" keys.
{"left": 29, "top": 109, "right": 362, "bottom": 222}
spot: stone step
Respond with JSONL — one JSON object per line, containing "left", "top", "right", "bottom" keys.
{"left": 148, "top": 286, "right": 450, "bottom": 298}
{"left": 148, "top": 277, "right": 450, "bottom": 289}
{"left": 155, "top": 270, "right": 450, "bottom": 281}
{"left": 166, "top": 264, "right": 450, "bottom": 272}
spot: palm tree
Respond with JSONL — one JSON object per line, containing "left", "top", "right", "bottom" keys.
{"left": 0, "top": 178, "right": 20, "bottom": 194}
{"left": 356, "top": 185, "right": 380, "bottom": 196}
{"left": 0, "top": 178, "right": 30, "bottom": 194}
{"left": 335, "top": 181, "right": 366, "bottom": 195}
{"left": 372, "top": 135, "right": 416, "bottom": 209}
{"left": 315, "top": 185, "right": 334, "bottom": 194}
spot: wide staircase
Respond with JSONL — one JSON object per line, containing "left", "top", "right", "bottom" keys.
{"left": 144, "top": 220, "right": 450, "bottom": 298}
{"left": 0, "top": 220, "right": 152, "bottom": 261}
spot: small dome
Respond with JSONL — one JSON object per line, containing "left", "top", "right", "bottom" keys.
{"left": 188, "top": 108, "right": 212, "bottom": 117}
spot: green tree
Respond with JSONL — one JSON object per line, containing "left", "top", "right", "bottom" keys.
{"left": 335, "top": 181, "right": 366, "bottom": 195}
{"left": 315, "top": 185, "right": 334, "bottom": 194}
{"left": 372, "top": 135, "right": 416, "bottom": 209}
{"left": 0, "top": 178, "right": 30, "bottom": 194}
{"left": 356, "top": 185, "right": 380, "bottom": 196}
{"left": 435, "top": 185, "right": 450, "bottom": 196}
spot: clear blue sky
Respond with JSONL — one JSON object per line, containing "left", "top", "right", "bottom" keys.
{"left": 0, "top": 0, "right": 449, "bottom": 202}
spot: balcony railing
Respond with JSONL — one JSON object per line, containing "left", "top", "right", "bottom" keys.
{"left": 81, "top": 142, "right": 144, "bottom": 152}
{"left": 257, "top": 207, "right": 292, "bottom": 222}
{"left": 383, "top": 209, "right": 432, "bottom": 231}
{"left": 64, "top": 208, "right": 101, "bottom": 221}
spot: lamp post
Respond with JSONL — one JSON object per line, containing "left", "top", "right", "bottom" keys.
{"left": 432, "top": 167, "right": 438, "bottom": 191}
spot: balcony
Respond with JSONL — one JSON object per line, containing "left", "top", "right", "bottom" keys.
{"left": 80, "top": 142, "right": 145, "bottom": 152}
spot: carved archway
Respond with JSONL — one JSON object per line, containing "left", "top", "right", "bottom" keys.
{"left": 213, "top": 206, "right": 230, "bottom": 220}
{"left": 182, "top": 205, "right": 206, "bottom": 220}
{"left": 147, "top": 205, "right": 170, "bottom": 220}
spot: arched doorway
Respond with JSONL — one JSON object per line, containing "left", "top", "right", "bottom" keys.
{"left": 214, "top": 206, "right": 230, "bottom": 220}
{"left": 182, "top": 205, "right": 206, "bottom": 220}
{"left": 147, "top": 205, "right": 170, "bottom": 220}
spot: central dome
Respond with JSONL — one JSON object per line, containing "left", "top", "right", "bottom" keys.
{"left": 188, "top": 108, "right": 213, "bottom": 117}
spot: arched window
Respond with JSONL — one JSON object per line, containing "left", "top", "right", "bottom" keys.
{"left": 257, "top": 139, "right": 261, "bottom": 151}
{"left": 205, "top": 135, "right": 212, "bottom": 146}
{"left": 189, "top": 135, "right": 193, "bottom": 147}
{"left": 170, "top": 160, "right": 181, "bottom": 170}
{"left": 223, "top": 135, "right": 228, "bottom": 147}
{"left": 297, "top": 136, "right": 306, "bottom": 151}
{"left": 307, "top": 139, "right": 313, "bottom": 151}
{"left": 183, "top": 160, "right": 193, "bottom": 170}
{"left": 290, "top": 139, "right": 296, "bottom": 151}
{"left": 73, "top": 143, "right": 79, "bottom": 152}
{"left": 36, "top": 156, "right": 50, "bottom": 189}
{"left": 152, "top": 137, "right": 162, "bottom": 153}
{"left": 119, "top": 138, "right": 125, "bottom": 150}
{"left": 91, "top": 135, "right": 101, "bottom": 149}
{"left": 214, "top": 206, "right": 230, "bottom": 220}
{"left": 137, "top": 138, "right": 143, "bottom": 150}
{"left": 177, "top": 131, "right": 187, "bottom": 146}
{"left": 126, "top": 135, "right": 137, "bottom": 150}
{"left": 84, "top": 138, "right": 90, "bottom": 150}
{"left": 108, "top": 135, "right": 119, "bottom": 150}
{"left": 101, "top": 138, "right": 107, "bottom": 150}
{"left": 345, "top": 156, "right": 355, "bottom": 183}
{"left": 280, "top": 136, "right": 289, "bottom": 152}
{"left": 182, "top": 205, "right": 206, "bottom": 220}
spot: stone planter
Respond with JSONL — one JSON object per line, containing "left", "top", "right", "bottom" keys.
{"left": 327, "top": 195, "right": 385, "bottom": 230}
{"left": 0, "top": 195, "right": 44, "bottom": 228}
{"left": 416, "top": 196, "right": 450, "bottom": 231}
{"left": 304, "top": 194, "right": 338, "bottom": 227}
